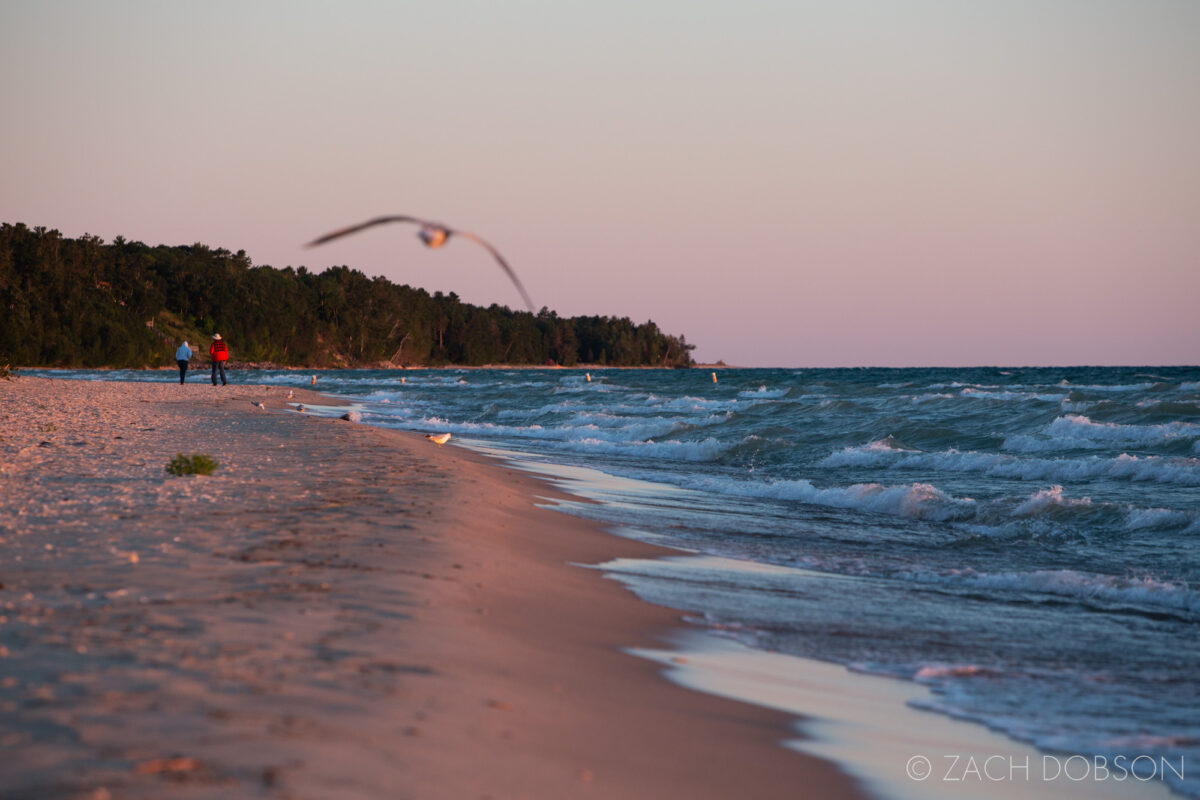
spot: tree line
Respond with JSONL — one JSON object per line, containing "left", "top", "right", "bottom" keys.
{"left": 0, "top": 222, "right": 695, "bottom": 369}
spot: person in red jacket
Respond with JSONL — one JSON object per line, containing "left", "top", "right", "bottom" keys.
{"left": 209, "top": 333, "right": 230, "bottom": 386}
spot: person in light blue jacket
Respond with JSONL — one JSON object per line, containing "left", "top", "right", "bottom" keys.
{"left": 175, "top": 341, "right": 193, "bottom": 384}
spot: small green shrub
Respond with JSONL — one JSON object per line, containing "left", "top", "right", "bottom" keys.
{"left": 166, "top": 453, "right": 219, "bottom": 476}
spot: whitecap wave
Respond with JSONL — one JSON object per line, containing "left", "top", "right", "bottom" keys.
{"left": 960, "top": 387, "right": 1065, "bottom": 403}
{"left": 1004, "top": 414, "right": 1200, "bottom": 452}
{"left": 908, "top": 393, "right": 956, "bottom": 404}
{"left": 645, "top": 393, "right": 744, "bottom": 413}
{"left": 1012, "top": 485, "right": 1091, "bottom": 516}
{"left": 819, "top": 441, "right": 1200, "bottom": 485}
{"left": 737, "top": 385, "right": 789, "bottom": 399}
{"left": 407, "top": 414, "right": 694, "bottom": 444}
{"left": 1058, "top": 382, "right": 1155, "bottom": 393}
{"left": 673, "top": 474, "right": 979, "bottom": 522}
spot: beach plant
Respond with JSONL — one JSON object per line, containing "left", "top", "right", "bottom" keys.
{"left": 166, "top": 453, "right": 219, "bottom": 476}
{"left": 0, "top": 364, "right": 13, "bottom": 381}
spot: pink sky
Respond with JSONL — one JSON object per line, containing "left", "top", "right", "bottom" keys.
{"left": 2, "top": 1, "right": 1197, "bottom": 366}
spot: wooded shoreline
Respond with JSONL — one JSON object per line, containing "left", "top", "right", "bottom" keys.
{"left": 0, "top": 222, "right": 696, "bottom": 370}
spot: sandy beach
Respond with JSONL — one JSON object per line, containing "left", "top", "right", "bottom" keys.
{"left": 0, "top": 377, "right": 862, "bottom": 800}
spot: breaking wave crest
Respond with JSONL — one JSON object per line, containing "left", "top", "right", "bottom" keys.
{"left": 1004, "top": 414, "right": 1200, "bottom": 452}
{"left": 672, "top": 475, "right": 979, "bottom": 521}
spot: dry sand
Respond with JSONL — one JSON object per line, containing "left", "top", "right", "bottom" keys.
{"left": 0, "top": 376, "right": 863, "bottom": 800}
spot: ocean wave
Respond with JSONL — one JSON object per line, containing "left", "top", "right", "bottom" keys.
{"left": 647, "top": 441, "right": 1198, "bottom": 530}
{"left": 560, "top": 436, "right": 732, "bottom": 461}
{"left": 963, "top": 494, "right": 1199, "bottom": 538}
{"left": 417, "top": 399, "right": 732, "bottom": 439}
{"left": 769, "top": 544, "right": 1200, "bottom": 614}
{"left": 959, "top": 387, "right": 1066, "bottom": 403}
{"left": 1004, "top": 414, "right": 1200, "bottom": 452}
{"left": 1125, "top": 507, "right": 1195, "bottom": 531}
{"left": 400, "top": 414, "right": 737, "bottom": 461}
{"left": 493, "top": 399, "right": 582, "bottom": 419}
{"left": 673, "top": 474, "right": 979, "bottom": 522}
{"left": 666, "top": 470, "right": 1196, "bottom": 541}
{"left": 1057, "top": 382, "right": 1156, "bottom": 394}
{"left": 1011, "top": 485, "right": 1091, "bottom": 516}
{"left": 552, "top": 382, "right": 619, "bottom": 394}
{"left": 1130, "top": 402, "right": 1200, "bottom": 423}
{"left": 909, "top": 393, "right": 956, "bottom": 404}
{"left": 737, "top": 385, "right": 789, "bottom": 399}
{"left": 548, "top": 410, "right": 729, "bottom": 431}
{"left": 816, "top": 398, "right": 867, "bottom": 411}
{"left": 408, "top": 415, "right": 689, "bottom": 444}
{"left": 820, "top": 439, "right": 919, "bottom": 467}
{"left": 644, "top": 393, "right": 745, "bottom": 412}
{"left": 819, "top": 440, "right": 1200, "bottom": 485}
{"left": 898, "top": 568, "right": 1200, "bottom": 616}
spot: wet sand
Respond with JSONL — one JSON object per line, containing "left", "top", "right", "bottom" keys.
{"left": 0, "top": 377, "right": 863, "bottom": 800}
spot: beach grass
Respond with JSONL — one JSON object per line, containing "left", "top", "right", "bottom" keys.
{"left": 165, "top": 452, "right": 219, "bottom": 475}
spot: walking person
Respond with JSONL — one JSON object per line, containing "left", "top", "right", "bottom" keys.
{"left": 209, "top": 333, "right": 229, "bottom": 386}
{"left": 175, "top": 340, "right": 192, "bottom": 384}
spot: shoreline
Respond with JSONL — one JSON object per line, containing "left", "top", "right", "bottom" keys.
{"left": 631, "top": 630, "right": 1180, "bottom": 800}
{"left": 0, "top": 377, "right": 860, "bottom": 799}
{"left": 465, "top": 447, "right": 1183, "bottom": 800}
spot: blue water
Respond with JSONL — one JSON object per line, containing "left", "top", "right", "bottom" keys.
{"left": 36, "top": 366, "right": 1200, "bottom": 796}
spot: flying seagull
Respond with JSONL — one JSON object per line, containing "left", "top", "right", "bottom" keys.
{"left": 306, "top": 216, "right": 534, "bottom": 313}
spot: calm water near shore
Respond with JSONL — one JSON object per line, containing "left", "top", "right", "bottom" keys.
{"left": 35, "top": 366, "right": 1200, "bottom": 797}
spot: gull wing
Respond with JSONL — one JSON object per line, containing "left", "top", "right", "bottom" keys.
{"left": 449, "top": 229, "right": 535, "bottom": 313}
{"left": 306, "top": 215, "right": 536, "bottom": 312}
{"left": 305, "top": 216, "right": 428, "bottom": 247}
